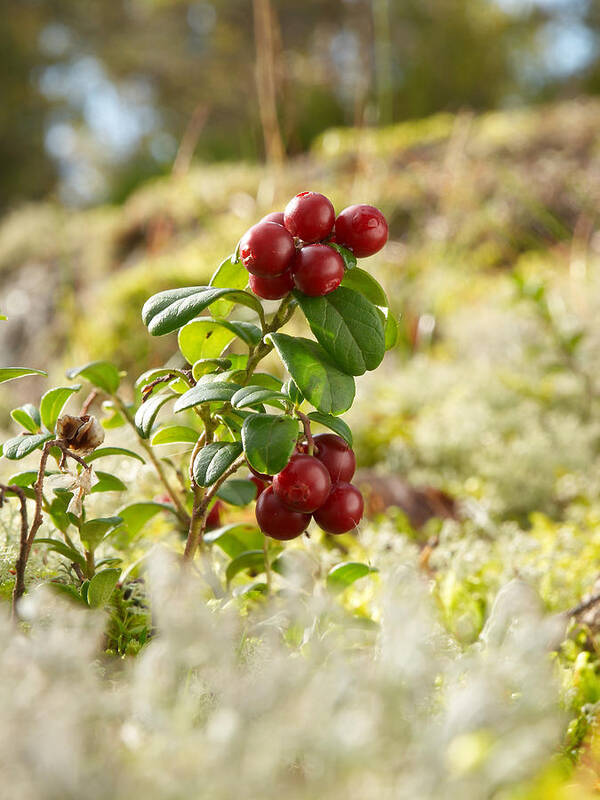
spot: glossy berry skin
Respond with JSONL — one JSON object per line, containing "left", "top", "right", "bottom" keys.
{"left": 314, "top": 482, "right": 364, "bottom": 534}
{"left": 261, "top": 211, "right": 285, "bottom": 225}
{"left": 206, "top": 500, "right": 224, "bottom": 530}
{"left": 293, "top": 244, "right": 344, "bottom": 297}
{"left": 250, "top": 475, "right": 269, "bottom": 499}
{"left": 249, "top": 269, "right": 294, "bottom": 300}
{"left": 284, "top": 191, "right": 335, "bottom": 243}
{"left": 313, "top": 433, "right": 356, "bottom": 482}
{"left": 256, "top": 485, "right": 311, "bottom": 540}
{"left": 334, "top": 204, "right": 388, "bottom": 258}
{"left": 239, "top": 221, "right": 295, "bottom": 277}
{"left": 273, "top": 453, "right": 331, "bottom": 513}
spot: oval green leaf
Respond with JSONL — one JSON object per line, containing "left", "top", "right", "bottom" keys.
{"left": 231, "top": 385, "right": 288, "bottom": 410}
{"left": 11, "top": 404, "right": 41, "bottom": 433}
{"left": 173, "top": 381, "right": 240, "bottom": 412}
{"left": 66, "top": 361, "right": 121, "bottom": 394}
{"left": 85, "top": 446, "right": 145, "bottom": 464}
{"left": 341, "top": 267, "right": 388, "bottom": 306}
{"left": 142, "top": 286, "right": 264, "bottom": 336}
{"left": 209, "top": 255, "right": 249, "bottom": 317}
{"left": 40, "top": 385, "right": 81, "bottom": 432}
{"left": 2, "top": 433, "right": 53, "bottom": 460}
{"left": 150, "top": 426, "right": 200, "bottom": 446}
{"left": 204, "top": 523, "right": 264, "bottom": 558}
{"left": 91, "top": 472, "right": 128, "bottom": 493}
{"left": 87, "top": 568, "right": 121, "bottom": 608}
{"left": 0, "top": 367, "right": 46, "bottom": 385}
{"left": 193, "top": 442, "right": 243, "bottom": 487}
{"left": 307, "top": 412, "right": 353, "bottom": 446}
{"left": 295, "top": 286, "right": 385, "bottom": 376}
{"left": 266, "top": 333, "right": 355, "bottom": 415}
{"left": 241, "top": 413, "right": 299, "bottom": 475}
{"left": 326, "top": 561, "right": 378, "bottom": 592}
{"left": 216, "top": 479, "right": 257, "bottom": 507}
{"left": 134, "top": 393, "right": 174, "bottom": 439}
{"left": 117, "top": 501, "right": 179, "bottom": 537}
{"left": 225, "top": 550, "right": 265, "bottom": 585}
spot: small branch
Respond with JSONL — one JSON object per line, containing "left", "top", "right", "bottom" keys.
{"left": 113, "top": 396, "right": 191, "bottom": 528}
{"left": 80, "top": 390, "right": 98, "bottom": 416}
{"left": 296, "top": 410, "right": 314, "bottom": 455}
{"left": 0, "top": 484, "right": 29, "bottom": 619}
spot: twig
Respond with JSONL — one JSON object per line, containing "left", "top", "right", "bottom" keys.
{"left": 296, "top": 410, "right": 314, "bottom": 455}
{"left": 0, "top": 484, "right": 29, "bottom": 619}
{"left": 80, "top": 390, "right": 98, "bottom": 416}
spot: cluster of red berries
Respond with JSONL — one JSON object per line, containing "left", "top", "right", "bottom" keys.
{"left": 240, "top": 191, "right": 388, "bottom": 300}
{"left": 254, "top": 434, "right": 364, "bottom": 540}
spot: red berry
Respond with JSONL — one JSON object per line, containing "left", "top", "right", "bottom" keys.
{"left": 261, "top": 211, "right": 285, "bottom": 225}
{"left": 206, "top": 500, "right": 224, "bottom": 530}
{"left": 334, "top": 204, "right": 388, "bottom": 258}
{"left": 249, "top": 269, "right": 294, "bottom": 300}
{"left": 240, "top": 221, "right": 295, "bottom": 277}
{"left": 284, "top": 192, "right": 335, "bottom": 243}
{"left": 250, "top": 475, "right": 269, "bottom": 498}
{"left": 256, "top": 485, "right": 311, "bottom": 540}
{"left": 313, "top": 433, "right": 356, "bottom": 482}
{"left": 314, "top": 482, "right": 363, "bottom": 534}
{"left": 273, "top": 453, "right": 331, "bottom": 512}
{"left": 293, "top": 244, "right": 344, "bottom": 297}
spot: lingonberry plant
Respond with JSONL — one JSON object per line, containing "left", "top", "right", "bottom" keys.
{"left": 0, "top": 192, "right": 395, "bottom": 615}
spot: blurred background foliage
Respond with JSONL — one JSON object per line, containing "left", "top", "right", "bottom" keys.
{"left": 3, "top": 0, "right": 600, "bottom": 208}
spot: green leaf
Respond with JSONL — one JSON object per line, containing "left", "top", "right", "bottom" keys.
{"left": 174, "top": 381, "right": 241, "bottom": 412}
{"left": 225, "top": 550, "right": 265, "bottom": 584}
{"left": 341, "top": 267, "right": 388, "bottom": 306}
{"left": 150, "top": 426, "right": 200, "bottom": 446}
{"left": 283, "top": 380, "right": 304, "bottom": 405}
{"left": 216, "top": 479, "right": 257, "bottom": 507}
{"left": 66, "top": 361, "right": 121, "bottom": 394}
{"left": 47, "top": 495, "right": 71, "bottom": 533}
{"left": 87, "top": 568, "right": 121, "bottom": 608}
{"left": 79, "top": 516, "right": 123, "bottom": 551}
{"left": 0, "top": 367, "right": 46, "bottom": 385}
{"left": 204, "top": 523, "right": 264, "bottom": 557}
{"left": 142, "top": 286, "right": 264, "bottom": 336}
{"left": 85, "top": 446, "right": 145, "bottom": 464}
{"left": 209, "top": 255, "right": 249, "bottom": 316}
{"left": 40, "top": 385, "right": 81, "bottom": 432}
{"left": 2, "top": 433, "right": 53, "bottom": 460}
{"left": 47, "top": 583, "right": 87, "bottom": 605}
{"left": 178, "top": 319, "right": 237, "bottom": 362}
{"left": 101, "top": 400, "right": 127, "bottom": 429}
{"left": 231, "top": 385, "right": 288, "bottom": 410}
{"left": 326, "top": 561, "right": 378, "bottom": 592}
{"left": 11, "top": 404, "right": 41, "bottom": 433}
{"left": 37, "top": 538, "right": 87, "bottom": 569}
{"left": 179, "top": 319, "right": 262, "bottom": 363}
{"left": 327, "top": 242, "right": 357, "bottom": 270}
{"left": 91, "top": 471, "right": 128, "bottom": 493}
{"left": 117, "top": 501, "right": 178, "bottom": 537}
{"left": 295, "top": 287, "right": 385, "bottom": 376}
{"left": 242, "top": 413, "right": 298, "bottom": 475}
{"left": 382, "top": 307, "right": 399, "bottom": 351}
{"left": 191, "top": 357, "right": 232, "bottom": 381}
{"left": 7, "top": 469, "right": 51, "bottom": 487}
{"left": 267, "top": 333, "right": 355, "bottom": 415}
{"left": 192, "top": 442, "right": 243, "bottom": 487}
{"left": 134, "top": 393, "right": 174, "bottom": 438}
{"left": 307, "top": 412, "right": 353, "bottom": 446}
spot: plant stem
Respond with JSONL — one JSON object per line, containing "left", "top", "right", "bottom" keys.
{"left": 0, "top": 484, "right": 29, "bottom": 619}
{"left": 296, "top": 410, "right": 315, "bottom": 455}
{"left": 113, "top": 396, "right": 191, "bottom": 528}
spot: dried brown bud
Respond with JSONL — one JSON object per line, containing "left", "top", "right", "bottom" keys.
{"left": 56, "top": 414, "right": 105, "bottom": 455}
